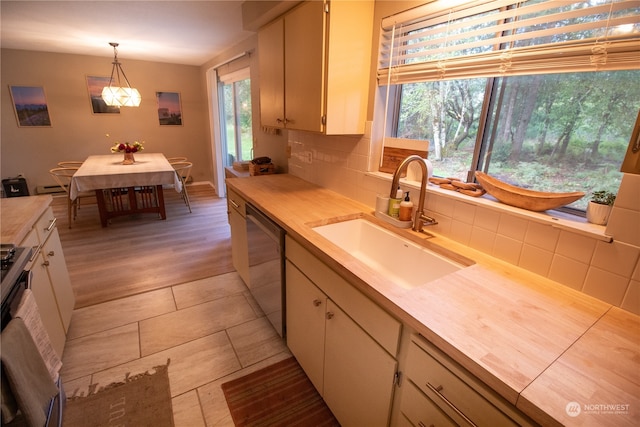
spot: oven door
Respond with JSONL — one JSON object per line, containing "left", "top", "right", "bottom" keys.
{"left": 245, "top": 204, "right": 285, "bottom": 338}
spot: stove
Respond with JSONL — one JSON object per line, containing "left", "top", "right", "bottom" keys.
{"left": 1, "top": 244, "right": 32, "bottom": 305}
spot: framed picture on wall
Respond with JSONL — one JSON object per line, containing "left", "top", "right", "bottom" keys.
{"left": 156, "top": 91, "right": 182, "bottom": 126}
{"left": 9, "top": 85, "right": 52, "bottom": 127}
{"left": 86, "top": 76, "right": 120, "bottom": 114}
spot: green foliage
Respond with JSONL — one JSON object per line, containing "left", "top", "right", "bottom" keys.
{"left": 591, "top": 190, "right": 616, "bottom": 206}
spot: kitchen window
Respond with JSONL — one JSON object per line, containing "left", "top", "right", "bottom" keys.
{"left": 219, "top": 67, "right": 253, "bottom": 166}
{"left": 378, "top": 0, "right": 640, "bottom": 212}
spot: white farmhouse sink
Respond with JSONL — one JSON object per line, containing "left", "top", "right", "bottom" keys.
{"left": 313, "top": 218, "right": 465, "bottom": 289}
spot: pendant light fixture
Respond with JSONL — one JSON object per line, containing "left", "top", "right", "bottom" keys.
{"left": 101, "top": 42, "right": 141, "bottom": 107}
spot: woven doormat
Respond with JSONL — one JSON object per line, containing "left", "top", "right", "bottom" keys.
{"left": 64, "top": 359, "right": 174, "bottom": 427}
{"left": 221, "top": 357, "right": 340, "bottom": 427}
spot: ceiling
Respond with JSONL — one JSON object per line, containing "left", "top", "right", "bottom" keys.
{"left": 0, "top": 1, "right": 272, "bottom": 66}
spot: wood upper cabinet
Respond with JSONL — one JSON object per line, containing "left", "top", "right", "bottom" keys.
{"left": 258, "top": 0, "right": 374, "bottom": 134}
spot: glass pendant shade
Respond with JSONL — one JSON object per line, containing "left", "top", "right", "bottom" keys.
{"left": 101, "top": 85, "right": 142, "bottom": 107}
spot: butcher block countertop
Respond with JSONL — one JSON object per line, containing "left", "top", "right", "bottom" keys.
{"left": 1, "top": 195, "right": 52, "bottom": 244}
{"left": 227, "top": 174, "right": 639, "bottom": 427}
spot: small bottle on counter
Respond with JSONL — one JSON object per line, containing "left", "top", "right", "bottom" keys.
{"left": 388, "top": 186, "right": 403, "bottom": 218}
{"left": 399, "top": 191, "right": 413, "bottom": 221}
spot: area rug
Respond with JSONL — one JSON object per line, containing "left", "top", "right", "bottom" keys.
{"left": 221, "top": 357, "right": 340, "bottom": 427}
{"left": 63, "top": 359, "right": 174, "bottom": 427}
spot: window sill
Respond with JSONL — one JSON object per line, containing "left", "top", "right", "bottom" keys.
{"left": 366, "top": 171, "right": 613, "bottom": 243}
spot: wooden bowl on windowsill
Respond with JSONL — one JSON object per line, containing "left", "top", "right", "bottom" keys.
{"left": 474, "top": 171, "right": 585, "bottom": 212}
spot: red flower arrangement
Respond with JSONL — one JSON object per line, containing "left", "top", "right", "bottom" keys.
{"left": 110, "top": 141, "right": 144, "bottom": 153}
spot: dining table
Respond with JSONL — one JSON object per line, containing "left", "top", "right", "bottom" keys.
{"left": 70, "top": 153, "right": 181, "bottom": 227}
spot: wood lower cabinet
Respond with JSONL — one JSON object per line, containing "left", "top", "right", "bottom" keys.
{"left": 20, "top": 206, "right": 75, "bottom": 357}
{"left": 401, "top": 334, "right": 536, "bottom": 427}
{"left": 286, "top": 236, "right": 400, "bottom": 427}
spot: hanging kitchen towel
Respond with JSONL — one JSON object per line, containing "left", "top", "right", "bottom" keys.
{"left": 11, "top": 289, "right": 63, "bottom": 381}
{"left": 1, "top": 365, "right": 19, "bottom": 423}
{"left": 1, "top": 318, "right": 59, "bottom": 427}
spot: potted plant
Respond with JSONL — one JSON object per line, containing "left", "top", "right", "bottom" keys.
{"left": 586, "top": 190, "right": 616, "bottom": 225}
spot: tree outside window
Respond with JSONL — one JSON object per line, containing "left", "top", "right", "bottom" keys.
{"left": 221, "top": 76, "right": 253, "bottom": 166}
{"left": 382, "top": 0, "right": 640, "bottom": 212}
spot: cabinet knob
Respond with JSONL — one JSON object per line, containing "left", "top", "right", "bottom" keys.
{"left": 42, "top": 260, "right": 50, "bottom": 267}
{"left": 313, "top": 299, "right": 322, "bottom": 307}
{"left": 326, "top": 312, "right": 334, "bottom": 320}
{"left": 47, "top": 250, "right": 55, "bottom": 257}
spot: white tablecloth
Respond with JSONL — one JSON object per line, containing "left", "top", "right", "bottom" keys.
{"left": 70, "top": 153, "right": 180, "bottom": 199}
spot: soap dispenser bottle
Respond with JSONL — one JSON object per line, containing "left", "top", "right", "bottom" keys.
{"left": 388, "top": 186, "right": 403, "bottom": 218}
{"left": 399, "top": 191, "right": 413, "bottom": 221}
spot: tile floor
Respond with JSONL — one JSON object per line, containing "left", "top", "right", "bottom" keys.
{"left": 60, "top": 272, "right": 291, "bottom": 426}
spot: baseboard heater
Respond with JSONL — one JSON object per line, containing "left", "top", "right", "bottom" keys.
{"left": 36, "top": 185, "right": 66, "bottom": 195}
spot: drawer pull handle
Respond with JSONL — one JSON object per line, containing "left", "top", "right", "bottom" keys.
{"left": 313, "top": 299, "right": 322, "bottom": 307}
{"left": 229, "top": 199, "right": 240, "bottom": 209}
{"left": 427, "top": 382, "right": 477, "bottom": 427}
{"left": 326, "top": 312, "right": 334, "bottom": 320}
{"left": 45, "top": 217, "right": 57, "bottom": 232}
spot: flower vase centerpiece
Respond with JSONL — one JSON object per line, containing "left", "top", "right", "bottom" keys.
{"left": 111, "top": 141, "right": 144, "bottom": 164}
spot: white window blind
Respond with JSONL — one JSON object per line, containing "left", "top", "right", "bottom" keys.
{"left": 378, "top": 0, "right": 640, "bottom": 85}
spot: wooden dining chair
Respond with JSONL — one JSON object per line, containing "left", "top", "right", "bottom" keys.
{"left": 48, "top": 168, "right": 93, "bottom": 228}
{"left": 166, "top": 157, "right": 187, "bottom": 164}
{"left": 171, "top": 161, "right": 192, "bottom": 213}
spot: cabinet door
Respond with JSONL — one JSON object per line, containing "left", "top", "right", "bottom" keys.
{"left": 41, "top": 227, "right": 75, "bottom": 332}
{"left": 229, "top": 207, "right": 250, "bottom": 285}
{"left": 284, "top": 0, "right": 325, "bottom": 132}
{"left": 401, "top": 381, "right": 457, "bottom": 427}
{"left": 258, "top": 17, "right": 285, "bottom": 128}
{"left": 30, "top": 251, "right": 67, "bottom": 358}
{"left": 324, "top": 300, "right": 397, "bottom": 427}
{"left": 285, "top": 261, "right": 326, "bottom": 393}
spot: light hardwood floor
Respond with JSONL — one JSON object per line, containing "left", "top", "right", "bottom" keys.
{"left": 54, "top": 185, "right": 237, "bottom": 308}
{"left": 55, "top": 184, "right": 291, "bottom": 426}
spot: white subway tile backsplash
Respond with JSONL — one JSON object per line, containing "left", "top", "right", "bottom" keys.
{"left": 524, "top": 222, "right": 560, "bottom": 252}
{"left": 621, "top": 280, "right": 640, "bottom": 315}
{"left": 473, "top": 206, "right": 501, "bottom": 232}
{"left": 605, "top": 207, "right": 640, "bottom": 247}
{"left": 591, "top": 240, "right": 640, "bottom": 277}
{"left": 556, "top": 231, "right": 597, "bottom": 264}
{"left": 450, "top": 219, "right": 473, "bottom": 245}
{"left": 434, "top": 194, "right": 455, "bottom": 216}
{"left": 549, "top": 254, "right": 589, "bottom": 291}
{"left": 614, "top": 173, "right": 640, "bottom": 210}
{"left": 583, "top": 267, "right": 630, "bottom": 305}
{"left": 497, "top": 214, "right": 528, "bottom": 241}
{"left": 452, "top": 200, "right": 476, "bottom": 224}
{"left": 493, "top": 234, "right": 522, "bottom": 265}
{"left": 520, "top": 244, "right": 553, "bottom": 277}
{"left": 469, "top": 227, "right": 496, "bottom": 254}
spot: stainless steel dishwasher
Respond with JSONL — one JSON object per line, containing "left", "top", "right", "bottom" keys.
{"left": 245, "top": 203, "right": 286, "bottom": 338}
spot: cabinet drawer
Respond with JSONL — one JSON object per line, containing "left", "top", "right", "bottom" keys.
{"left": 406, "top": 336, "right": 520, "bottom": 427}
{"left": 401, "top": 380, "right": 456, "bottom": 427}
{"left": 34, "top": 206, "right": 57, "bottom": 243}
{"left": 286, "top": 236, "right": 401, "bottom": 357}
{"left": 227, "top": 188, "right": 246, "bottom": 217}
